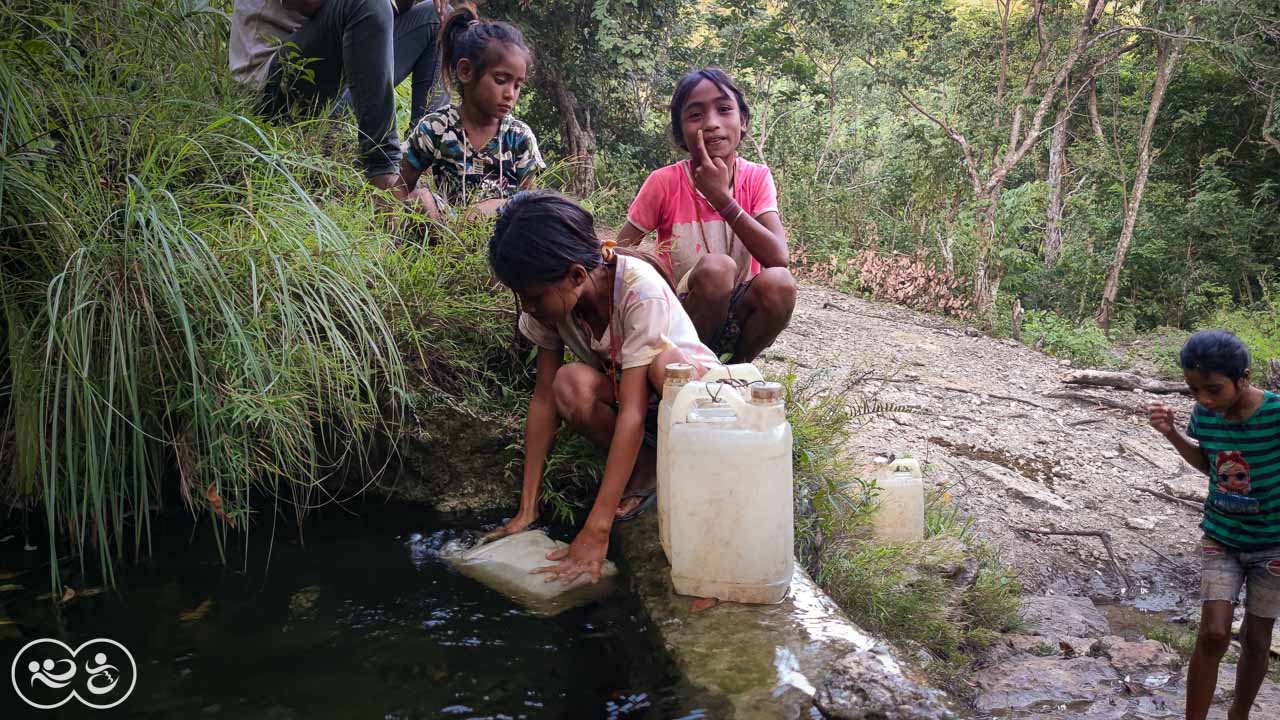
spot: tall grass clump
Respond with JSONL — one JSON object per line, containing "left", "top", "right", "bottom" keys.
{"left": 0, "top": 0, "right": 435, "bottom": 587}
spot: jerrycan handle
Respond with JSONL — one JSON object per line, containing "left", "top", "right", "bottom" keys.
{"left": 668, "top": 380, "right": 709, "bottom": 426}
{"left": 670, "top": 380, "right": 746, "bottom": 425}
{"left": 885, "top": 458, "right": 922, "bottom": 478}
{"left": 702, "top": 362, "right": 764, "bottom": 385}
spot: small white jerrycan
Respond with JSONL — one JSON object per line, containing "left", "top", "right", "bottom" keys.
{"left": 871, "top": 457, "right": 925, "bottom": 545}
{"left": 442, "top": 530, "right": 618, "bottom": 616}
{"left": 657, "top": 363, "right": 764, "bottom": 562}
{"left": 667, "top": 381, "right": 793, "bottom": 604}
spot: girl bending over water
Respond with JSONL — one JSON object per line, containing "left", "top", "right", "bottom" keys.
{"left": 486, "top": 191, "right": 720, "bottom": 584}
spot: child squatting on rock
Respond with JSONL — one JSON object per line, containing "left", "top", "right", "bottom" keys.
{"left": 483, "top": 191, "right": 721, "bottom": 585}
{"left": 1149, "top": 330, "right": 1280, "bottom": 720}
{"left": 616, "top": 67, "right": 796, "bottom": 363}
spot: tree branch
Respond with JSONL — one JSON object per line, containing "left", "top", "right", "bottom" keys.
{"left": 854, "top": 54, "right": 984, "bottom": 195}
{"left": 1085, "top": 25, "right": 1208, "bottom": 50}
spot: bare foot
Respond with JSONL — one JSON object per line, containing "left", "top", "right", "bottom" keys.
{"left": 615, "top": 446, "right": 657, "bottom": 517}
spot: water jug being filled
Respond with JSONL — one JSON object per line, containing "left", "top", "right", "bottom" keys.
{"left": 870, "top": 457, "right": 925, "bottom": 544}
{"left": 667, "top": 381, "right": 793, "bottom": 604}
{"left": 657, "top": 363, "right": 764, "bottom": 562}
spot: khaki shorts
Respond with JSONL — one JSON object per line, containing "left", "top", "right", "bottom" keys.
{"left": 1201, "top": 536, "right": 1280, "bottom": 618}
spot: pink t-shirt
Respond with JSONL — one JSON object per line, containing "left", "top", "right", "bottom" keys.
{"left": 518, "top": 255, "right": 720, "bottom": 374}
{"left": 626, "top": 157, "right": 781, "bottom": 288}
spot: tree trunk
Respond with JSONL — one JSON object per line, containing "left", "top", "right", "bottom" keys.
{"left": 1045, "top": 94, "right": 1073, "bottom": 267}
{"left": 972, "top": 193, "right": 1003, "bottom": 318}
{"left": 542, "top": 72, "right": 597, "bottom": 197}
{"left": 1263, "top": 89, "right": 1280, "bottom": 157}
{"left": 1097, "top": 39, "right": 1184, "bottom": 332}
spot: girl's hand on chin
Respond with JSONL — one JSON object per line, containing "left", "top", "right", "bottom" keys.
{"left": 535, "top": 525, "right": 609, "bottom": 585}
{"left": 691, "top": 129, "right": 732, "bottom": 208}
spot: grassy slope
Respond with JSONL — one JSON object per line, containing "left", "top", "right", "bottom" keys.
{"left": 0, "top": 0, "right": 517, "bottom": 585}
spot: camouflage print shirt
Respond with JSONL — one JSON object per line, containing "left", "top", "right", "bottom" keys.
{"left": 404, "top": 104, "right": 544, "bottom": 206}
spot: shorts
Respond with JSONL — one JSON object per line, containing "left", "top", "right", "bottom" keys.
{"left": 1200, "top": 536, "right": 1280, "bottom": 618}
{"left": 677, "top": 273, "right": 754, "bottom": 360}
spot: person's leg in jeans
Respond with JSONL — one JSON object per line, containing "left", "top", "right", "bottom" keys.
{"left": 262, "top": 0, "right": 400, "bottom": 182}
{"left": 398, "top": 2, "right": 445, "bottom": 126}
{"left": 333, "top": 1, "right": 444, "bottom": 130}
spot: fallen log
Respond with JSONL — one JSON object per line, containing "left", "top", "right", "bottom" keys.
{"left": 1063, "top": 370, "right": 1188, "bottom": 395}
{"left": 1046, "top": 389, "right": 1143, "bottom": 414}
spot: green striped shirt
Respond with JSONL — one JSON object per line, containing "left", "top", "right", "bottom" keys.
{"left": 1188, "top": 391, "right": 1280, "bottom": 550}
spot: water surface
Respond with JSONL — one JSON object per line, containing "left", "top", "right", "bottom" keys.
{"left": 0, "top": 501, "right": 710, "bottom": 719}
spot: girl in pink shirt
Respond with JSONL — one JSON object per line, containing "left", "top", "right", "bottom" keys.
{"left": 618, "top": 67, "right": 797, "bottom": 363}
{"left": 485, "top": 191, "right": 720, "bottom": 585}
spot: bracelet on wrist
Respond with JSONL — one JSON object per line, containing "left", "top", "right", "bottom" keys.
{"left": 716, "top": 198, "right": 741, "bottom": 221}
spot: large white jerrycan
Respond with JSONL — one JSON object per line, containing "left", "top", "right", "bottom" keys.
{"left": 871, "top": 457, "right": 925, "bottom": 545}
{"left": 667, "top": 381, "right": 794, "bottom": 604}
{"left": 657, "top": 363, "right": 763, "bottom": 562}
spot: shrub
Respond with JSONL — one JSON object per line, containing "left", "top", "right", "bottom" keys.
{"left": 1023, "top": 310, "right": 1113, "bottom": 367}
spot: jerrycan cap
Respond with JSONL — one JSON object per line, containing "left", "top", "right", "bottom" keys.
{"left": 749, "top": 382, "right": 784, "bottom": 403}
{"left": 664, "top": 363, "right": 696, "bottom": 381}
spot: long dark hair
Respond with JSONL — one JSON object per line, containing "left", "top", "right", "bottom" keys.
{"left": 440, "top": 4, "right": 530, "bottom": 98}
{"left": 669, "top": 67, "right": 750, "bottom": 151}
{"left": 489, "top": 191, "right": 674, "bottom": 292}
{"left": 1181, "top": 330, "right": 1252, "bottom": 381}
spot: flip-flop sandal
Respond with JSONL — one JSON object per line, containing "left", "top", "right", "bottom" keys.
{"left": 616, "top": 486, "right": 657, "bottom": 522}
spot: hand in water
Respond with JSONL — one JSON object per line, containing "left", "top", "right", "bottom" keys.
{"left": 482, "top": 510, "right": 536, "bottom": 543}
{"left": 690, "top": 129, "right": 732, "bottom": 210}
{"left": 536, "top": 526, "right": 608, "bottom": 585}
{"left": 1148, "top": 403, "right": 1176, "bottom": 436}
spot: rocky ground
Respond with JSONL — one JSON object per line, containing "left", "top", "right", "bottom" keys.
{"left": 761, "top": 284, "right": 1280, "bottom": 718}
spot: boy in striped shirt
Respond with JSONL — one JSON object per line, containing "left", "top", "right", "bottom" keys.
{"left": 1150, "top": 330, "right": 1279, "bottom": 720}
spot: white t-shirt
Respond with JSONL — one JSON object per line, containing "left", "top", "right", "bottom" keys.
{"left": 517, "top": 255, "right": 720, "bottom": 375}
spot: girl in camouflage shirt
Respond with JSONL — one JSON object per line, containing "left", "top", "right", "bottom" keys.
{"left": 394, "top": 6, "right": 543, "bottom": 219}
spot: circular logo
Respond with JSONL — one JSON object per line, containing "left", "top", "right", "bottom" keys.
{"left": 10, "top": 638, "right": 137, "bottom": 709}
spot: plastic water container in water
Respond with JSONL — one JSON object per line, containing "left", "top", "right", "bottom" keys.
{"left": 441, "top": 530, "right": 618, "bottom": 616}
{"left": 667, "top": 381, "right": 793, "bottom": 604}
{"left": 871, "top": 457, "right": 925, "bottom": 545}
{"left": 657, "top": 363, "right": 763, "bottom": 562}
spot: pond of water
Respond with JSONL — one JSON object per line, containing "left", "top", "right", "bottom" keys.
{"left": 0, "top": 501, "right": 712, "bottom": 719}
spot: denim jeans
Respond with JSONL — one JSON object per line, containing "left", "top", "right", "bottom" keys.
{"left": 261, "top": 0, "right": 441, "bottom": 178}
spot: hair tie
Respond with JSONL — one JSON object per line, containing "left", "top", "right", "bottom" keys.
{"left": 600, "top": 239, "right": 617, "bottom": 263}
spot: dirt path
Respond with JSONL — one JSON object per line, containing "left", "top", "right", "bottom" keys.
{"left": 762, "top": 284, "right": 1203, "bottom": 608}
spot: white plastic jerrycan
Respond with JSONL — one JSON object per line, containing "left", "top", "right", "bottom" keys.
{"left": 657, "top": 363, "right": 764, "bottom": 562}
{"left": 871, "top": 457, "right": 925, "bottom": 545}
{"left": 667, "top": 381, "right": 794, "bottom": 604}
